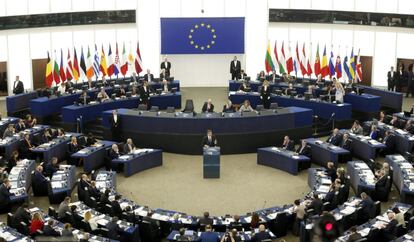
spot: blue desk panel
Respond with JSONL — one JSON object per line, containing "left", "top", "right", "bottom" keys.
{"left": 343, "top": 93, "right": 381, "bottom": 113}
{"left": 358, "top": 85, "right": 403, "bottom": 111}
{"left": 229, "top": 93, "right": 352, "bottom": 120}
{"left": 101, "top": 107, "right": 313, "bottom": 154}
{"left": 71, "top": 140, "right": 116, "bottom": 173}
{"left": 257, "top": 147, "right": 310, "bottom": 175}
{"left": 112, "top": 149, "right": 163, "bottom": 177}
{"left": 305, "top": 138, "right": 351, "bottom": 166}
{"left": 6, "top": 91, "right": 38, "bottom": 114}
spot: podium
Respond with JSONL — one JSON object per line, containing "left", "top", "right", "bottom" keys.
{"left": 203, "top": 147, "right": 220, "bottom": 178}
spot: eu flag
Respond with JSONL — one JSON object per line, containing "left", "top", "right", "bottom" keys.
{"left": 161, "top": 17, "right": 245, "bottom": 54}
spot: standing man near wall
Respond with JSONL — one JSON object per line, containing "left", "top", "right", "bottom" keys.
{"left": 387, "top": 66, "right": 396, "bottom": 92}
{"left": 160, "top": 56, "right": 171, "bottom": 78}
{"left": 12, "top": 76, "right": 24, "bottom": 95}
{"left": 230, "top": 56, "right": 241, "bottom": 80}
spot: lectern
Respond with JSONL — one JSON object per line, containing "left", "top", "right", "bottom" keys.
{"left": 203, "top": 147, "right": 220, "bottom": 178}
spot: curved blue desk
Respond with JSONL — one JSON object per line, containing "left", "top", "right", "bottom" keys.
{"left": 102, "top": 107, "right": 313, "bottom": 154}
{"left": 229, "top": 92, "right": 352, "bottom": 121}
{"left": 6, "top": 91, "right": 38, "bottom": 115}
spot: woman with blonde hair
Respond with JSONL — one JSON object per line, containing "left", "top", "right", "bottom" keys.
{"left": 84, "top": 211, "right": 98, "bottom": 231}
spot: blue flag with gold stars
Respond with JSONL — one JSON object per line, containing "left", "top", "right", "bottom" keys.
{"left": 161, "top": 17, "right": 245, "bottom": 54}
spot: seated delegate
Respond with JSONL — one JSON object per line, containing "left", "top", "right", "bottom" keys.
{"left": 202, "top": 99, "right": 215, "bottom": 113}
{"left": 239, "top": 100, "right": 254, "bottom": 112}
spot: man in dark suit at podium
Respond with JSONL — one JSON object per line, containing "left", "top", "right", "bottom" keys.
{"left": 160, "top": 56, "right": 171, "bottom": 78}
{"left": 230, "top": 56, "right": 241, "bottom": 80}
{"left": 202, "top": 130, "right": 217, "bottom": 148}
{"left": 13, "top": 76, "right": 24, "bottom": 95}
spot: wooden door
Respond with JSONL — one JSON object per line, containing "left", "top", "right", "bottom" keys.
{"left": 32, "top": 58, "right": 48, "bottom": 90}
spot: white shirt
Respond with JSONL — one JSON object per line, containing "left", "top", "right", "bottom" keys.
{"left": 113, "top": 115, "right": 118, "bottom": 123}
{"left": 233, "top": 60, "right": 237, "bottom": 67}
{"left": 58, "top": 85, "right": 66, "bottom": 93}
{"left": 14, "top": 81, "right": 19, "bottom": 88}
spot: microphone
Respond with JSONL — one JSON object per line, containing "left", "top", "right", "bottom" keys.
{"left": 262, "top": 200, "right": 267, "bottom": 209}
{"left": 331, "top": 113, "right": 335, "bottom": 117}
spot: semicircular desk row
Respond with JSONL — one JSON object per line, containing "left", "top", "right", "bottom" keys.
{"left": 101, "top": 107, "right": 313, "bottom": 155}
{"left": 76, "top": 165, "right": 413, "bottom": 242}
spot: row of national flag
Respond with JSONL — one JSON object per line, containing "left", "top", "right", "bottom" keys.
{"left": 265, "top": 41, "right": 363, "bottom": 82}
{"left": 45, "top": 42, "right": 143, "bottom": 87}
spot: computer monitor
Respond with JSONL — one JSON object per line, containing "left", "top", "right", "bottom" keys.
{"left": 82, "top": 85, "right": 88, "bottom": 91}
{"left": 171, "top": 87, "right": 177, "bottom": 94}
{"left": 126, "top": 91, "right": 132, "bottom": 98}
{"left": 244, "top": 76, "right": 251, "bottom": 81}
{"left": 111, "top": 93, "right": 116, "bottom": 99}
{"left": 290, "top": 91, "right": 297, "bottom": 98}
{"left": 156, "top": 88, "right": 162, "bottom": 95}
{"left": 304, "top": 92, "right": 313, "bottom": 100}
{"left": 275, "top": 89, "right": 283, "bottom": 96}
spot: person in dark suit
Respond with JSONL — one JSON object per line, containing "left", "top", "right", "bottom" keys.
{"left": 198, "top": 211, "right": 213, "bottom": 226}
{"left": 347, "top": 226, "right": 363, "bottom": 242}
{"left": 359, "top": 192, "right": 374, "bottom": 222}
{"left": 383, "top": 212, "right": 398, "bottom": 240}
{"left": 85, "top": 133, "right": 97, "bottom": 146}
{"left": 326, "top": 162, "right": 337, "bottom": 182}
{"left": 326, "top": 128, "right": 342, "bottom": 146}
{"left": 109, "top": 110, "right": 121, "bottom": 141}
{"left": 282, "top": 135, "right": 295, "bottom": 151}
{"left": 296, "top": 140, "right": 310, "bottom": 157}
{"left": 381, "top": 130, "right": 395, "bottom": 156}
{"left": 99, "top": 189, "right": 111, "bottom": 209}
{"left": 139, "top": 81, "right": 152, "bottom": 106}
{"left": 39, "top": 129, "right": 52, "bottom": 144}
{"left": 202, "top": 130, "right": 217, "bottom": 148}
{"left": 323, "top": 183, "right": 337, "bottom": 204}
{"left": 285, "top": 83, "right": 296, "bottom": 96}
{"left": 230, "top": 56, "right": 241, "bottom": 80}
{"left": 387, "top": 66, "right": 396, "bottom": 91}
{"left": 7, "top": 150, "right": 19, "bottom": 173}
{"left": 111, "top": 195, "right": 123, "bottom": 218}
{"left": 78, "top": 91, "right": 90, "bottom": 105}
{"left": 68, "top": 136, "right": 81, "bottom": 166}
{"left": 260, "top": 80, "right": 271, "bottom": 109}
{"left": 109, "top": 144, "right": 120, "bottom": 160}
{"left": 79, "top": 174, "right": 91, "bottom": 190}
{"left": 86, "top": 78, "right": 95, "bottom": 89}
{"left": 239, "top": 69, "right": 247, "bottom": 80}
{"left": 202, "top": 99, "right": 215, "bottom": 113}
{"left": 14, "top": 119, "right": 26, "bottom": 132}
{"left": 106, "top": 217, "right": 123, "bottom": 240}
{"left": 176, "top": 228, "right": 189, "bottom": 241}
{"left": 222, "top": 100, "right": 236, "bottom": 113}
{"left": 20, "top": 133, "right": 33, "bottom": 159}
{"left": 115, "top": 85, "right": 127, "bottom": 98}
{"left": 389, "top": 116, "right": 401, "bottom": 129}
{"left": 88, "top": 181, "right": 101, "bottom": 199}
{"left": 404, "top": 120, "right": 414, "bottom": 135}
{"left": 44, "top": 157, "right": 58, "bottom": 178}
{"left": 251, "top": 224, "right": 271, "bottom": 242}
{"left": 308, "top": 193, "right": 323, "bottom": 215}
{"left": 406, "top": 64, "right": 414, "bottom": 97}
{"left": 144, "top": 69, "right": 154, "bottom": 82}
{"left": 160, "top": 57, "right": 171, "bottom": 77}
{"left": 12, "top": 204, "right": 31, "bottom": 229}
{"left": 123, "top": 138, "right": 136, "bottom": 154}
{"left": 0, "top": 179, "right": 12, "bottom": 208}
{"left": 33, "top": 165, "right": 48, "bottom": 194}
{"left": 340, "top": 133, "right": 352, "bottom": 151}
{"left": 395, "top": 65, "right": 405, "bottom": 92}
{"left": 43, "top": 220, "right": 60, "bottom": 236}
{"left": 12, "top": 76, "right": 24, "bottom": 95}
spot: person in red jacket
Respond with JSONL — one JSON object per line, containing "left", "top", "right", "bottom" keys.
{"left": 29, "top": 212, "right": 44, "bottom": 234}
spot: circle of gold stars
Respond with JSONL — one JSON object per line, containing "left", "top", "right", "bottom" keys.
{"left": 188, "top": 22, "right": 216, "bottom": 51}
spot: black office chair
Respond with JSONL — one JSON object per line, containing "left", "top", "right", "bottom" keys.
{"left": 7, "top": 213, "right": 14, "bottom": 227}
{"left": 182, "top": 99, "right": 194, "bottom": 114}
{"left": 273, "top": 211, "right": 288, "bottom": 237}
{"left": 31, "top": 171, "right": 48, "bottom": 196}
{"left": 48, "top": 207, "right": 57, "bottom": 219}
{"left": 79, "top": 220, "right": 92, "bottom": 233}
{"left": 104, "top": 204, "right": 115, "bottom": 217}
{"left": 18, "top": 222, "right": 30, "bottom": 236}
